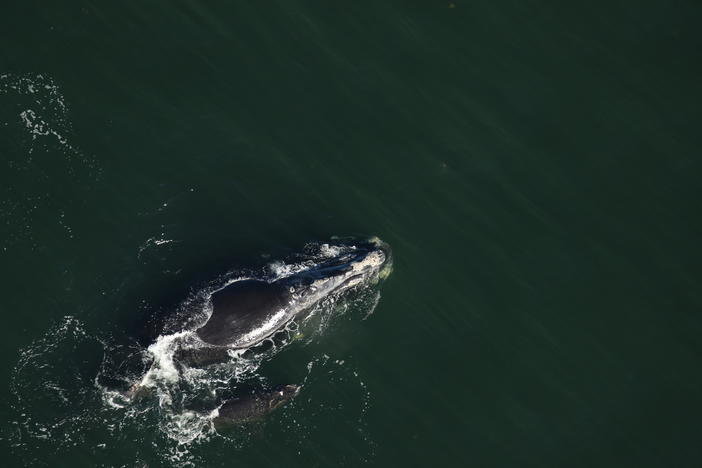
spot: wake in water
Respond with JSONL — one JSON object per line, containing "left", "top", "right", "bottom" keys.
{"left": 7, "top": 240, "right": 388, "bottom": 466}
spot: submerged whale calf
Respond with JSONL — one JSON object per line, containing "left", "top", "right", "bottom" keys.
{"left": 131, "top": 237, "right": 392, "bottom": 424}
{"left": 212, "top": 384, "right": 301, "bottom": 428}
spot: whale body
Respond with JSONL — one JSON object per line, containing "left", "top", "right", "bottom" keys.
{"left": 197, "top": 279, "right": 293, "bottom": 347}
{"left": 192, "top": 238, "right": 391, "bottom": 354}
{"left": 212, "top": 384, "right": 301, "bottom": 428}
{"left": 131, "top": 237, "right": 392, "bottom": 425}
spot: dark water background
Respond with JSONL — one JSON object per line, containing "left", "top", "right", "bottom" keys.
{"left": 1, "top": 1, "right": 701, "bottom": 466}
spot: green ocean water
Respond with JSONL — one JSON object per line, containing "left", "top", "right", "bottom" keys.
{"left": 1, "top": 1, "right": 701, "bottom": 466}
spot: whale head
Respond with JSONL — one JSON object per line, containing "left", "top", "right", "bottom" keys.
{"left": 281, "top": 237, "right": 392, "bottom": 306}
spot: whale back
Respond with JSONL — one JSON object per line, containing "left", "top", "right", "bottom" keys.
{"left": 196, "top": 279, "right": 292, "bottom": 347}
{"left": 213, "top": 385, "right": 300, "bottom": 427}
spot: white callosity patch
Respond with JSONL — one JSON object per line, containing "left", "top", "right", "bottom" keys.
{"left": 296, "top": 248, "right": 386, "bottom": 309}
{"left": 350, "top": 250, "right": 386, "bottom": 275}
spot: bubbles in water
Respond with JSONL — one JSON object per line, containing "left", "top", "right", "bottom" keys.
{"left": 0, "top": 73, "right": 96, "bottom": 169}
{"left": 0, "top": 73, "right": 100, "bottom": 253}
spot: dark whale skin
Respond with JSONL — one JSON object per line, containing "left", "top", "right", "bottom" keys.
{"left": 212, "top": 385, "right": 300, "bottom": 428}
{"left": 196, "top": 280, "right": 292, "bottom": 347}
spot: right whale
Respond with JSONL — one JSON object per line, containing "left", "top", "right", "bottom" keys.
{"left": 174, "top": 237, "right": 392, "bottom": 368}
{"left": 199, "top": 238, "right": 392, "bottom": 346}
{"left": 132, "top": 237, "right": 392, "bottom": 424}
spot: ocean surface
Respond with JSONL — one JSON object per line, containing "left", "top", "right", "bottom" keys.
{"left": 1, "top": 1, "right": 701, "bottom": 467}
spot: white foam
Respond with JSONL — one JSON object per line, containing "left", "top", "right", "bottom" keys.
{"left": 1, "top": 74, "right": 75, "bottom": 156}
{"left": 137, "top": 236, "right": 179, "bottom": 260}
{"left": 139, "top": 331, "right": 190, "bottom": 388}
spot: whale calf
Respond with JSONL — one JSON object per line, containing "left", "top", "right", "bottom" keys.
{"left": 212, "top": 384, "right": 301, "bottom": 428}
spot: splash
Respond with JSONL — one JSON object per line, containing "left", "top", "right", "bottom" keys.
{"left": 139, "top": 331, "right": 191, "bottom": 388}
